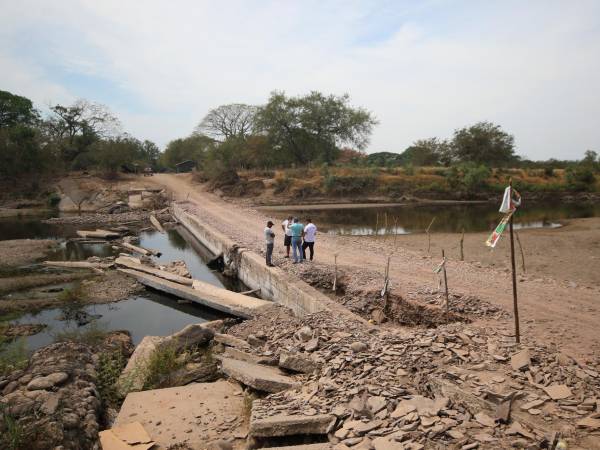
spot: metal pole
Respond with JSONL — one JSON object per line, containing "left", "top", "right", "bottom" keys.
{"left": 509, "top": 181, "right": 520, "bottom": 343}
{"left": 442, "top": 249, "right": 449, "bottom": 313}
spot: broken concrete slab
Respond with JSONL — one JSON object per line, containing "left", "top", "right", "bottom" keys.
{"left": 119, "top": 269, "right": 272, "bottom": 318}
{"left": 115, "top": 380, "right": 246, "bottom": 448}
{"left": 159, "top": 323, "right": 214, "bottom": 353}
{"left": 117, "top": 336, "right": 162, "bottom": 395}
{"left": 222, "top": 346, "right": 276, "bottom": 366}
{"left": 391, "top": 395, "right": 448, "bottom": 417}
{"left": 214, "top": 332, "right": 252, "bottom": 349}
{"left": 510, "top": 349, "right": 531, "bottom": 371}
{"left": 219, "top": 357, "right": 299, "bottom": 393}
{"left": 249, "top": 410, "right": 335, "bottom": 437}
{"left": 543, "top": 384, "right": 572, "bottom": 400}
{"left": 279, "top": 351, "right": 318, "bottom": 374}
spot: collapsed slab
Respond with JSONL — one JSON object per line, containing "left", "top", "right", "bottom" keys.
{"left": 219, "top": 357, "right": 299, "bottom": 393}
{"left": 115, "top": 380, "right": 246, "bottom": 449}
{"left": 249, "top": 411, "right": 335, "bottom": 438}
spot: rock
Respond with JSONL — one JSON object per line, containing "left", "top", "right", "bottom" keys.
{"left": 510, "top": 350, "right": 531, "bottom": 371}
{"left": 27, "top": 372, "right": 69, "bottom": 390}
{"left": 520, "top": 399, "right": 546, "bottom": 411}
{"left": 40, "top": 392, "right": 61, "bottom": 415}
{"left": 247, "top": 334, "right": 266, "bottom": 347}
{"left": 160, "top": 323, "right": 214, "bottom": 353}
{"left": 354, "top": 419, "right": 382, "bottom": 434}
{"left": 543, "top": 384, "right": 572, "bottom": 400}
{"left": 367, "top": 396, "right": 387, "bottom": 414}
{"left": 576, "top": 417, "right": 600, "bottom": 429}
{"left": 372, "top": 436, "right": 405, "bottom": 450}
{"left": 219, "top": 357, "right": 299, "bottom": 393}
{"left": 391, "top": 402, "right": 417, "bottom": 418}
{"left": 296, "top": 326, "right": 313, "bottom": 342}
{"left": 214, "top": 333, "right": 251, "bottom": 349}
{"left": 249, "top": 411, "right": 335, "bottom": 437}
{"left": 350, "top": 342, "right": 368, "bottom": 353}
{"left": 475, "top": 412, "right": 496, "bottom": 428}
{"left": 305, "top": 337, "right": 320, "bottom": 352}
{"left": 279, "top": 352, "right": 318, "bottom": 373}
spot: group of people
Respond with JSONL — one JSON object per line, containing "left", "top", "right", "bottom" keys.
{"left": 264, "top": 215, "right": 317, "bottom": 266}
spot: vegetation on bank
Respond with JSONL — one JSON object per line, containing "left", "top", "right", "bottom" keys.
{"left": 2, "top": 87, "right": 598, "bottom": 200}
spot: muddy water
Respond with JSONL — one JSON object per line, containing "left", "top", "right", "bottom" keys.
{"left": 0, "top": 216, "right": 240, "bottom": 350}
{"left": 264, "top": 201, "right": 600, "bottom": 235}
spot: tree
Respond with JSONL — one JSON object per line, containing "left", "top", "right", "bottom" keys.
{"left": 256, "top": 91, "right": 377, "bottom": 165}
{"left": 366, "top": 152, "right": 403, "bottom": 167}
{"left": 0, "top": 90, "right": 39, "bottom": 128}
{"left": 450, "top": 121, "right": 516, "bottom": 166}
{"left": 195, "top": 104, "right": 258, "bottom": 141}
{"left": 161, "top": 135, "right": 215, "bottom": 169}
{"left": 401, "top": 138, "right": 450, "bottom": 166}
{"left": 139, "top": 140, "right": 161, "bottom": 170}
{"left": 581, "top": 150, "right": 599, "bottom": 171}
{"left": 90, "top": 136, "right": 142, "bottom": 178}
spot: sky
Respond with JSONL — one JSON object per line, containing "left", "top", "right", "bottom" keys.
{"left": 1, "top": 0, "right": 599, "bottom": 160}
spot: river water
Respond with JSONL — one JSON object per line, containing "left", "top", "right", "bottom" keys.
{"left": 264, "top": 201, "right": 600, "bottom": 235}
{"left": 0, "top": 214, "right": 237, "bottom": 349}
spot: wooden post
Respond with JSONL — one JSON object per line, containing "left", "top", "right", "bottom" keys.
{"left": 508, "top": 180, "right": 521, "bottom": 343}
{"left": 515, "top": 231, "right": 526, "bottom": 273}
{"left": 459, "top": 228, "right": 465, "bottom": 261}
{"left": 332, "top": 253, "right": 338, "bottom": 292}
{"left": 442, "top": 249, "right": 449, "bottom": 313}
{"left": 383, "top": 255, "right": 391, "bottom": 309}
{"left": 426, "top": 217, "right": 436, "bottom": 254}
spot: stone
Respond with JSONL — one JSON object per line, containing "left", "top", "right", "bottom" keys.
{"left": 372, "top": 436, "right": 405, "bottom": 450}
{"left": 576, "top": 417, "right": 600, "bottom": 429}
{"left": 354, "top": 419, "right": 382, "bottom": 434}
{"left": 510, "top": 350, "right": 531, "bottom": 371}
{"left": 279, "top": 352, "right": 318, "bottom": 374}
{"left": 520, "top": 399, "right": 546, "bottom": 411}
{"left": 367, "top": 396, "right": 387, "bottom": 414}
{"left": 219, "top": 357, "right": 299, "bottom": 393}
{"left": 214, "top": 333, "right": 251, "bottom": 349}
{"left": 249, "top": 413, "right": 335, "bottom": 437}
{"left": 474, "top": 412, "right": 495, "bottom": 428}
{"left": 305, "top": 337, "right": 320, "bottom": 352}
{"left": 247, "top": 334, "right": 266, "bottom": 347}
{"left": 27, "top": 372, "right": 69, "bottom": 390}
{"left": 543, "top": 384, "right": 572, "bottom": 400}
{"left": 40, "top": 392, "right": 61, "bottom": 415}
{"left": 160, "top": 323, "right": 214, "bottom": 353}
{"left": 296, "top": 326, "right": 313, "bottom": 342}
{"left": 391, "top": 402, "right": 417, "bottom": 418}
{"left": 350, "top": 342, "right": 368, "bottom": 353}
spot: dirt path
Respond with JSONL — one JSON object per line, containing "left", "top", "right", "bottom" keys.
{"left": 152, "top": 174, "right": 600, "bottom": 360}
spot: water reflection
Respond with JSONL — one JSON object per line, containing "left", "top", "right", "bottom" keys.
{"left": 267, "top": 201, "right": 599, "bottom": 235}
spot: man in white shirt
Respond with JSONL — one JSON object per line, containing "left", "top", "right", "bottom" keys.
{"left": 302, "top": 218, "right": 317, "bottom": 261}
{"left": 281, "top": 215, "right": 293, "bottom": 258}
{"left": 264, "top": 220, "right": 275, "bottom": 267}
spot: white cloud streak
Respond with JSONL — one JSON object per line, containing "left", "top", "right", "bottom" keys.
{"left": 0, "top": 0, "right": 598, "bottom": 159}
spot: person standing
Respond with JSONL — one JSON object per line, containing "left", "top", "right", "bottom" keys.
{"left": 281, "top": 215, "right": 293, "bottom": 258}
{"left": 289, "top": 217, "right": 305, "bottom": 263}
{"left": 302, "top": 218, "right": 317, "bottom": 261}
{"left": 264, "top": 221, "right": 275, "bottom": 267}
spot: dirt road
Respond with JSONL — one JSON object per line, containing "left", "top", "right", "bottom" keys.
{"left": 152, "top": 173, "right": 600, "bottom": 360}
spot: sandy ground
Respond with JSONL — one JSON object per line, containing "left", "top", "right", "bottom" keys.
{"left": 150, "top": 174, "right": 600, "bottom": 360}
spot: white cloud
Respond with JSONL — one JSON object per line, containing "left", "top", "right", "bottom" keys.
{"left": 0, "top": 0, "right": 599, "bottom": 159}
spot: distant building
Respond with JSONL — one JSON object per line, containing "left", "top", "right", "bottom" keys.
{"left": 175, "top": 160, "right": 196, "bottom": 173}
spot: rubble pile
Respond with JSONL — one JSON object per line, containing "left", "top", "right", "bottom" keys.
{"left": 222, "top": 307, "right": 600, "bottom": 448}
{"left": 44, "top": 210, "right": 172, "bottom": 226}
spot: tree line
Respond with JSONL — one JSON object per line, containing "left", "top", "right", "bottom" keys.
{"left": 0, "top": 89, "right": 161, "bottom": 187}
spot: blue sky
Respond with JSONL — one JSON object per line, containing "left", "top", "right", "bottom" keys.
{"left": 1, "top": 0, "right": 599, "bottom": 160}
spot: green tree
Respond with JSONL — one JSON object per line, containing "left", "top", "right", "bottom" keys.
{"left": 0, "top": 90, "right": 39, "bottom": 128}
{"left": 160, "top": 135, "right": 214, "bottom": 169}
{"left": 90, "top": 137, "right": 141, "bottom": 178}
{"left": 401, "top": 138, "right": 450, "bottom": 166}
{"left": 0, "top": 125, "right": 47, "bottom": 180}
{"left": 256, "top": 91, "right": 377, "bottom": 165}
{"left": 450, "top": 121, "right": 516, "bottom": 166}
{"left": 365, "top": 152, "right": 403, "bottom": 167}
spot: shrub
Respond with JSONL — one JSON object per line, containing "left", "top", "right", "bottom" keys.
{"left": 404, "top": 165, "right": 415, "bottom": 176}
{"left": 566, "top": 166, "right": 596, "bottom": 191}
{"left": 543, "top": 166, "right": 555, "bottom": 177}
{"left": 323, "top": 174, "right": 377, "bottom": 195}
{"left": 463, "top": 164, "right": 491, "bottom": 192}
{"left": 0, "top": 403, "right": 25, "bottom": 450}
{"left": 143, "top": 342, "right": 185, "bottom": 390}
{"left": 97, "top": 350, "right": 126, "bottom": 409}
{"left": 0, "top": 338, "right": 28, "bottom": 377}
{"left": 53, "top": 322, "right": 108, "bottom": 347}
{"left": 273, "top": 175, "right": 293, "bottom": 194}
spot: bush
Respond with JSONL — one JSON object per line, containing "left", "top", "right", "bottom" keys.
{"left": 543, "top": 166, "right": 555, "bottom": 177}
{"left": 404, "top": 165, "right": 415, "bottom": 176}
{"left": 97, "top": 350, "right": 126, "bottom": 409}
{"left": 566, "top": 166, "right": 596, "bottom": 191}
{"left": 53, "top": 322, "right": 108, "bottom": 347}
{"left": 273, "top": 176, "right": 293, "bottom": 194}
{"left": 143, "top": 342, "right": 185, "bottom": 390}
{"left": 0, "top": 338, "right": 28, "bottom": 377}
{"left": 323, "top": 174, "right": 377, "bottom": 195}
{"left": 463, "top": 164, "right": 491, "bottom": 192}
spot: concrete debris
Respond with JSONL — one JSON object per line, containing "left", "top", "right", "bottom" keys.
{"left": 223, "top": 306, "right": 599, "bottom": 448}
{"left": 249, "top": 407, "right": 335, "bottom": 437}
{"left": 219, "top": 357, "right": 299, "bottom": 393}
{"left": 279, "top": 351, "right": 319, "bottom": 373}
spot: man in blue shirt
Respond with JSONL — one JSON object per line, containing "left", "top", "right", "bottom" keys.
{"left": 289, "top": 217, "right": 304, "bottom": 263}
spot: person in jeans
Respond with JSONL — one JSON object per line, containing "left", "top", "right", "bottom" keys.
{"left": 289, "top": 217, "right": 304, "bottom": 263}
{"left": 264, "top": 220, "right": 275, "bottom": 267}
{"left": 302, "top": 218, "right": 317, "bottom": 261}
{"left": 281, "top": 215, "right": 293, "bottom": 258}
